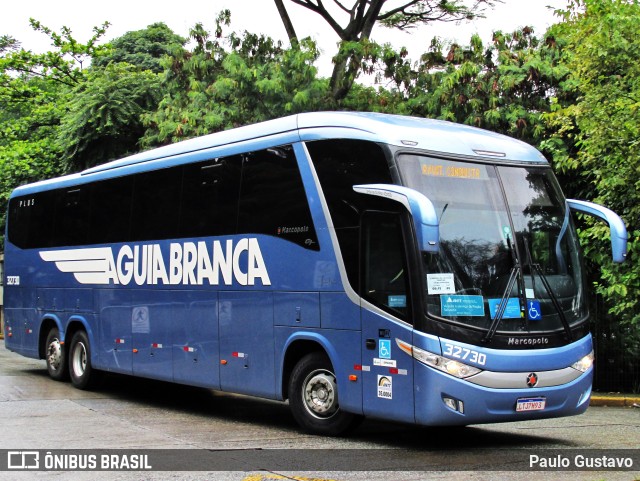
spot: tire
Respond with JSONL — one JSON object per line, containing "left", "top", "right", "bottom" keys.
{"left": 45, "top": 327, "right": 68, "bottom": 381}
{"left": 288, "top": 352, "right": 361, "bottom": 436}
{"left": 68, "top": 330, "right": 100, "bottom": 390}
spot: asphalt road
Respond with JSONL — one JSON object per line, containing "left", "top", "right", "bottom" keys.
{"left": 0, "top": 343, "right": 638, "bottom": 481}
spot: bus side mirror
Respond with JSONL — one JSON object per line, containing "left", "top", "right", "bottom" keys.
{"left": 353, "top": 184, "right": 440, "bottom": 253}
{"left": 567, "top": 199, "right": 628, "bottom": 263}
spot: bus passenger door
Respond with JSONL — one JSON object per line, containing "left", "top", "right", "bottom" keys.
{"left": 360, "top": 211, "right": 415, "bottom": 423}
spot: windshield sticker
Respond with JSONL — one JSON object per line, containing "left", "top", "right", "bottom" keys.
{"left": 527, "top": 300, "right": 543, "bottom": 321}
{"left": 525, "top": 288, "right": 535, "bottom": 299}
{"left": 419, "top": 158, "right": 487, "bottom": 180}
{"left": 377, "top": 375, "right": 393, "bottom": 400}
{"left": 488, "top": 298, "right": 522, "bottom": 319}
{"left": 440, "top": 295, "right": 485, "bottom": 317}
{"left": 427, "top": 273, "right": 455, "bottom": 295}
{"left": 388, "top": 295, "right": 406, "bottom": 308}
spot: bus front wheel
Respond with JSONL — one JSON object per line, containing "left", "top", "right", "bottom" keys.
{"left": 288, "top": 352, "right": 359, "bottom": 435}
{"left": 45, "top": 327, "right": 68, "bottom": 381}
{"left": 68, "top": 330, "right": 99, "bottom": 390}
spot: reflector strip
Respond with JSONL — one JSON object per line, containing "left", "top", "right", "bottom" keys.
{"left": 396, "top": 339, "right": 413, "bottom": 356}
{"left": 354, "top": 364, "right": 362, "bottom": 371}
{"left": 183, "top": 346, "right": 195, "bottom": 352}
{"left": 232, "top": 352, "right": 246, "bottom": 358}
{"left": 389, "top": 368, "right": 399, "bottom": 375}
{"left": 151, "top": 343, "right": 163, "bottom": 348}
{"left": 115, "top": 338, "right": 125, "bottom": 344}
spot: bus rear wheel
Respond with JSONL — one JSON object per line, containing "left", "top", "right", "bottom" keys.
{"left": 68, "top": 330, "right": 99, "bottom": 390}
{"left": 288, "top": 352, "right": 360, "bottom": 436}
{"left": 45, "top": 327, "right": 68, "bottom": 381}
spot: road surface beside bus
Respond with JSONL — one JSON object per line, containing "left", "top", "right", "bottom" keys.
{"left": 0, "top": 344, "right": 637, "bottom": 481}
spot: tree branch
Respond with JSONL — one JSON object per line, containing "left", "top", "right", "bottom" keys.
{"left": 377, "top": 0, "right": 423, "bottom": 20}
{"left": 273, "top": 0, "right": 299, "bottom": 42}
{"left": 331, "top": 0, "right": 351, "bottom": 15}
{"left": 288, "top": 0, "right": 347, "bottom": 38}
{"left": 378, "top": 0, "right": 493, "bottom": 27}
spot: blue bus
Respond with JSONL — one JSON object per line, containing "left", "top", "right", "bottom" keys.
{"left": 3, "top": 112, "right": 627, "bottom": 435}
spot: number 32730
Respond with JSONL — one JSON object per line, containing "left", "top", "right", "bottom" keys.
{"left": 443, "top": 343, "right": 487, "bottom": 366}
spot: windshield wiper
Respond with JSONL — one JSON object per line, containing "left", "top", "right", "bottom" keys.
{"left": 522, "top": 234, "right": 573, "bottom": 342}
{"left": 482, "top": 234, "right": 521, "bottom": 344}
{"left": 482, "top": 265, "right": 519, "bottom": 344}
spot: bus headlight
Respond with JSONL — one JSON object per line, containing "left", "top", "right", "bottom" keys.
{"left": 571, "top": 351, "right": 594, "bottom": 372}
{"left": 412, "top": 345, "right": 482, "bottom": 379}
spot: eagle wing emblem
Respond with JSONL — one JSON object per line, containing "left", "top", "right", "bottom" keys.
{"left": 39, "top": 248, "right": 114, "bottom": 285}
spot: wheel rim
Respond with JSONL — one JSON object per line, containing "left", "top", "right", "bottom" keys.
{"left": 302, "top": 369, "right": 338, "bottom": 419}
{"left": 46, "top": 337, "right": 62, "bottom": 371}
{"left": 71, "top": 341, "right": 87, "bottom": 378}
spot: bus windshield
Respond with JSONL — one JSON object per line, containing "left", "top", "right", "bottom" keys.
{"left": 398, "top": 154, "right": 587, "bottom": 334}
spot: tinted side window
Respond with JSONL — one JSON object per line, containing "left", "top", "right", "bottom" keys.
{"left": 8, "top": 145, "right": 317, "bottom": 249}
{"left": 238, "top": 146, "right": 318, "bottom": 250}
{"left": 131, "top": 166, "right": 182, "bottom": 241}
{"left": 361, "top": 211, "right": 410, "bottom": 320}
{"left": 89, "top": 176, "right": 133, "bottom": 244}
{"left": 180, "top": 156, "right": 241, "bottom": 238}
{"left": 306, "top": 139, "right": 393, "bottom": 286}
{"left": 53, "top": 188, "right": 90, "bottom": 246}
{"left": 7, "top": 191, "right": 56, "bottom": 249}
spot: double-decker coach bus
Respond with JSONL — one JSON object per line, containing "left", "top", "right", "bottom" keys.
{"left": 3, "top": 112, "right": 627, "bottom": 435}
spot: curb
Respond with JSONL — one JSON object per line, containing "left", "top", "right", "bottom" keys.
{"left": 590, "top": 394, "right": 640, "bottom": 407}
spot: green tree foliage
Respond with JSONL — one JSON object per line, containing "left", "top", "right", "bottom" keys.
{"left": 92, "top": 22, "right": 186, "bottom": 73}
{"left": 544, "top": 0, "right": 640, "bottom": 328}
{"left": 0, "top": 19, "right": 103, "bottom": 244}
{"left": 142, "top": 11, "right": 326, "bottom": 147}
{"left": 0, "top": 20, "right": 170, "bottom": 243}
{"left": 0, "top": 4, "right": 637, "bottom": 389}
{"left": 402, "top": 29, "right": 570, "bottom": 145}
{"left": 58, "top": 63, "right": 162, "bottom": 170}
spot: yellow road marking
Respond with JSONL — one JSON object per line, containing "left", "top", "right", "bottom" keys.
{"left": 242, "top": 474, "right": 339, "bottom": 481}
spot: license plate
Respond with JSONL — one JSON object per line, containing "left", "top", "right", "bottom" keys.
{"left": 516, "top": 397, "right": 546, "bottom": 412}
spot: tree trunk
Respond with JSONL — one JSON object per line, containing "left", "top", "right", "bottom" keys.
{"left": 329, "top": 1, "right": 384, "bottom": 101}
{"left": 273, "top": 0, "right": 298, "bottom": 44}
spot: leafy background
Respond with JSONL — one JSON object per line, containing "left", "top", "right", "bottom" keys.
{"left": 1, "top": 0, "right": 637, "bottom": 392}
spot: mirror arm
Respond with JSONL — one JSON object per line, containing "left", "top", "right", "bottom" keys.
{"left": 354, "top": 184, "right": 439, "bottom": 253}
{"left": 567, "top": 199, "right": 628, "bottom": 263}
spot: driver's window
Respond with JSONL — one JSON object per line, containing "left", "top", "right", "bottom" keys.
{"left": 361, "top": 211, "right": 410, "bottom": 320}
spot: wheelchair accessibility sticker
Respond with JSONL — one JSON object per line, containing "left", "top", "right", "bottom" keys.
{"left": 379, "top": 339, "right": 391, "bottom": 359}
{"left": 527, "top": 300, "right": 542, "bottom": 321}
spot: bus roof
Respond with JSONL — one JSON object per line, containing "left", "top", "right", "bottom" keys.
{"left": 12, "top": 112, "right": 547, "bottom": 195}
